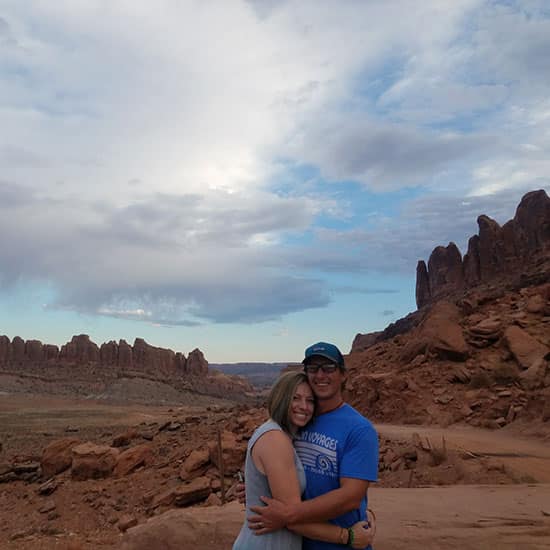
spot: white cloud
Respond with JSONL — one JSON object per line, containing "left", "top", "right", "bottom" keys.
{"left": 1, "top": 1, "right": 549, "bottom": 329}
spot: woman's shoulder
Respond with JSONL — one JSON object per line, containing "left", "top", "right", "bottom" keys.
{"left": 253, "top": 420, "right": 293, "bottom": 446}
{"left": 254, "top": 419, "right": 282, "bottom": 435}
{"left": 249, "top": 420, "right": 283, "bottom": 446}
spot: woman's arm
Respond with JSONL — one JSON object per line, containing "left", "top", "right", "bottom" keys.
{"left": 253, "top": 431, "right": 373, "bottom": 547}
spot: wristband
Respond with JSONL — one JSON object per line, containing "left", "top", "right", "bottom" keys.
{"left": 346, "top": 527, "right": 355, "bottom": 547}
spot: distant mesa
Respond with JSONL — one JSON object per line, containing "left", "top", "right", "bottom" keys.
{"left": 0, "top": 333, "right": 206, "bottom": 377}
{"left": 415, "top": 189, "right": 550, "bottom": 309}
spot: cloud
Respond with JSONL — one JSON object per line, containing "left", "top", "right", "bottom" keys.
{"left": 278, "top": 2, "right": 550, "bottom": 195}
{"left": 0, "top": 0, "right": 491, "bottom": 202}
{"left": 0, "top": 184, "right": 328, "bottom": 323}
{"left": 1, "top": 1, "right": 550, "bottom": 333}
{"left": 285, "top": 118, "right": 495, "bottom": 190}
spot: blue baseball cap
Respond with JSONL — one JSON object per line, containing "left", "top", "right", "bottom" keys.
{"left": 302, "top": 342, "right": 345, "bottom": 370}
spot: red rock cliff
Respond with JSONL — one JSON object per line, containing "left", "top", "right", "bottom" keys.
{"left": 416, "top": 190, "right": 550, "bottom": 309}
{"left": 0, "top": 334, "right": 198, "bottom": 377}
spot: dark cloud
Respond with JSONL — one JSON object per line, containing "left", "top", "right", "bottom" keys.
{"left": 287, "top": 119, "right": 496, "bottom": 190}
{"left": 47, "top": 275, "right": 329, "bottom": 326}
{"left": 380, "top": 309, "right": 395, "bottom": 317}
{"left": 0, "top": 187, "right": 327, "bottom": 324}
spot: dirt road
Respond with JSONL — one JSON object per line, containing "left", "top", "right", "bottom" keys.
{"left": 370, "top": 484, "right": 550, "bottom": 550}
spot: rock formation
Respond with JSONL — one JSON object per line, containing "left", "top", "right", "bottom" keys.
{"left": 186, "top": 348, "right": 208, "bottom": 375}
{"left": 348, "top": 189, "right": 549, "bottom": 430}
{"left": 416, "top": 189, "right": 550, "bottom": 309}
{"left": 0, "top": 334, "right": 192, "bottom": 377}
{"left": 0, "top": 333, "right": 254, "bottom": 402}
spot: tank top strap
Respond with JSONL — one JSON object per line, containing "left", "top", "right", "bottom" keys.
{"left": 248, "top": 420, "right": 283, "bottom": 448}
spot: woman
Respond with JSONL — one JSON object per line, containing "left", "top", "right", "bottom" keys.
{"left": 233, "top": 371, "right": 373, "bottom": 549}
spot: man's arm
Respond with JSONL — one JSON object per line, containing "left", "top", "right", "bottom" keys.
{"left": 249, "top": 477, "right": 369, "bottom": 531}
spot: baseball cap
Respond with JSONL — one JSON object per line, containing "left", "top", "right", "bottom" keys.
{"left": 302, "top": 342, "right": 345, "bottom": 369}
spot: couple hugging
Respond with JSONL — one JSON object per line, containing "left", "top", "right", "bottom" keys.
{"left": 233, "top": 342, "right": 379, "bottom": 549}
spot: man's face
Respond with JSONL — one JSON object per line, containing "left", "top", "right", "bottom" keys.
{"left": 304, "top": 355, "right": 346, "bottom": 401}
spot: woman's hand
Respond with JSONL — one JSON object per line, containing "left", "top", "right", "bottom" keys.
{"left": 350, "top": 520, "right": 375, "bottom": 549}
{"left": 235, "top": 482, "right": 246, "bottom": 504}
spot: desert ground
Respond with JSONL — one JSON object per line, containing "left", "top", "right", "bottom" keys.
{"left": 1, "top": 394, "right": 549, "bottom": 549}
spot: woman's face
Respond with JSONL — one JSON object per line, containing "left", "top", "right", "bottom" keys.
{"left": 288, "top": 382, "right": 315, "bottom": 428}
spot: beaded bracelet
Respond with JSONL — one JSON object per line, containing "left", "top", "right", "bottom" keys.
{"left": 346, "top": 527, "right": 355, "bottom": 547}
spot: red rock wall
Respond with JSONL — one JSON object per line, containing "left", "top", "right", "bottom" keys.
{"left": 0, "top": 334, "right": 196, "bottom": 377}
{"left": 416, "top": 190, "right": 550, "bottom": 308}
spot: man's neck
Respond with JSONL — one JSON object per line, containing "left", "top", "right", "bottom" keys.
{"left": 316, "top": 395, "right": 345, "bottom": 415}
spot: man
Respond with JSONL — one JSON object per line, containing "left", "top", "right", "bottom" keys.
{"left": 248, "top": 341, "right": 379, "bottom": 549}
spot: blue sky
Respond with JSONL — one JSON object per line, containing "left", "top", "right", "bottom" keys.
{"left": 0, "top": 0, "right": 549, "bottom": 362}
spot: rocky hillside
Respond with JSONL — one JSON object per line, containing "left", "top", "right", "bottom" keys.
{"left": 349, "top": 190, "right": 550, "bottom": 431}
{"left": 0, "top": 334, "right": 253, "bottom": 403}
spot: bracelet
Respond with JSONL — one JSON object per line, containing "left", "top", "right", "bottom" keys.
{"left": 339, "top": 527, "right": 347, "bottom": 545}
{"left": 346, "top": 527, "right": 355, "bottom": 547}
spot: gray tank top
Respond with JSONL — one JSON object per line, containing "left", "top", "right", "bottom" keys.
{"left": 233, "top": 420, "right": 306, "bottom": 550}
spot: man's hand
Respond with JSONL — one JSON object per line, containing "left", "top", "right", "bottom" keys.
{"left": 350, "top": 521, "right": 375, "bottom": 549}
{"left": 248, "top": 496, "right": 292, "bottom": 534}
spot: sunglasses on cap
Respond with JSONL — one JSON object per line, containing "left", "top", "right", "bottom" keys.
{"left": 304, "top": 363, "right": 339, "bottom": 374}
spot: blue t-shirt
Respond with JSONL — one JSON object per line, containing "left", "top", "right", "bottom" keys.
{"left": 294, "top": 403, "right": 379, "bottom": 550}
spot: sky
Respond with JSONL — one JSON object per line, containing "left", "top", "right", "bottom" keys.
{"left": 1, "top": 0, "right": 549, "bottom": 362}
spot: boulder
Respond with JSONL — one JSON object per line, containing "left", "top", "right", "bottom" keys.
{"left": 71, "top": 442, "right": 119, "bottom": 480}
{"left": 518, "top": 357, "right": 548, "bottom": 390}
{"left": 173, "top": 476, "right": 211, "bottom": 506}
{"left": 180, "top": 448, "right": 210, "bottom": 481}
{"left": 208, "top": 431, "right": 246, "bottom": 474}
{"left": 41, "top": 438, "right": 82, "bottom": 478}
{"left": 525, "top": 294, "right": 547, "bottom": 314}
{"left": 112, "top": 429, "right": 139, "bottom": 448}
{"left": 122, "top": 501, "right": 243, "bottom": 550}
{"left": 114, "top": 443, "right": 154, "bottom": 477}
{"left": 503, "top": 325, "right": 549, "bottom": 369}
{"left": 418, "top": 302, "right": 469, "bottom": 361}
